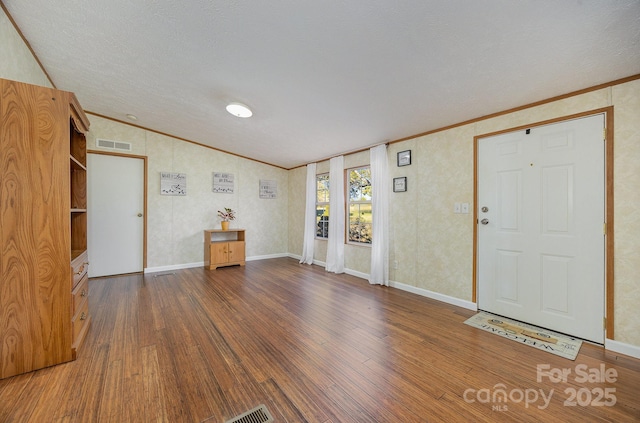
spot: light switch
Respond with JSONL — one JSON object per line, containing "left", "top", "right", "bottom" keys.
{"left": 454, "top": 203, "right": 461, "bottom": 213}
{"left": 461, "top": 203, "right": 469, "bottom": 214}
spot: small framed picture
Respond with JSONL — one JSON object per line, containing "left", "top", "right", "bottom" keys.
{"left": 397, "top": 150, "right": 411, "bottom": 166}
{"left": 393, "top": 177, "right": 407, "bottom": 192}
{"left": 259, "top": 179, "right": 277, "bottom": 199}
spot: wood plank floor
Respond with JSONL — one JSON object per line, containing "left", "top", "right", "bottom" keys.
{"left": 1, "top": 257, "right": 639, "bottom": 422}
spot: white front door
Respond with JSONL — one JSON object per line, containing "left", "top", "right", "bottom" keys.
{"left": 477, "top": 114, "right": 605, "bottom": 343}
{"left": 88, "top": 153, "right": 145, "bottom": 277}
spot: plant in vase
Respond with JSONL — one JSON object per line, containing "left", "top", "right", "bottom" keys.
{"left": 217, "top": 207, "right": 236, "bottom": 230}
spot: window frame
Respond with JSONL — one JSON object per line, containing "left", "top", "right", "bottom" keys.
{"left": 315, "top": 173, "right": 330, "bottom": 240}
{"left": 346, "top": 165, "right": 372, "bottom": 246}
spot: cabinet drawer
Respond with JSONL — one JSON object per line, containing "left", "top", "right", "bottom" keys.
{"left": 72, "top": 275, "right": 89, "bottom": 316}
{"left": 71, "top": 251, "right": 89, "bottom": 287}
{"left": 72, "top": 299, "right": 89, "bottom": 343}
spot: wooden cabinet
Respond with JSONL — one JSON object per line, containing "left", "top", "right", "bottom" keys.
{"left": 69, "top": 99, "right": 91, "bottom": 358}
{"left": 0, "top": 78, "right": 90, "bottom": 379}
{"left": 70, "top": 251, "right": 90, "bottom": 357}
{"left": 211, "top": 240, "right": 246, "bottom": 266}
{"left": 204, "top": 229, "right": 246, "bottom": 269}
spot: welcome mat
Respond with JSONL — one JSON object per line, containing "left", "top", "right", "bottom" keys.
{"left": 464, "top": 311, "right": 582, "bottom": 360}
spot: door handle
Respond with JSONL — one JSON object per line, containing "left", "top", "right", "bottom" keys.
{"left": 481, "top": 218, "right": 489, "bottom": 225}
{"left": 137, "top": 213, "right": 143, "bottom": 217}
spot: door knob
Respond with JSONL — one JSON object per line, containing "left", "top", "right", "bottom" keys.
{"left": 137, "top": 213, "right": 143, "bottom": 217}
{"left": 481, "top": 218, "right": 489, "bottom": 225}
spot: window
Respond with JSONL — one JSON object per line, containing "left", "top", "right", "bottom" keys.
{"left": 348, "top": 166, "right": 372, "bottom": 244}
{"left": 316, "top": 173, "right": 329, "bottom": 238}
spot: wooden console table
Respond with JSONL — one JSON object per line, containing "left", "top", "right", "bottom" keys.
{"left": 204, "top": 229, "right": 246, "bottom": 269}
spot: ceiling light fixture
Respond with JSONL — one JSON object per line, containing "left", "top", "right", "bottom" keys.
{"left": 226, "top": 102, "right": 253, "bottom": 118}
{"left": 126, "top": 114, "right": 138, "bottom": 121}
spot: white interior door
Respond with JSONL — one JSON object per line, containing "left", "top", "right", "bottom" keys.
{"left": 477, "top": 114, "right": 605, "bottom": 343}
{"left": 88, "top": 153, "right": 144, "bottom": 277}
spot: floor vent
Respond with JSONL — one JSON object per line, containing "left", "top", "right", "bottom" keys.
{"left": 96, "top": 138, "right": 132, "bottom": 152}
{"left": 225, "top": 405, "right": 273, "bottom": 423}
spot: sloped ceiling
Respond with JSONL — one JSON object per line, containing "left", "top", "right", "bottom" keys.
{"left": 4, "top": 1, "right": 640, "bottom": 168}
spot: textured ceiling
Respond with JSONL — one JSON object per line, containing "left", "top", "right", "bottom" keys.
{"left": 4, "top": 1, "right": 640, "bottom": 169}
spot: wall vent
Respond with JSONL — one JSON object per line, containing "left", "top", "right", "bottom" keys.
{"left": 96, "top": 138, "right": 132, "bottom": 152}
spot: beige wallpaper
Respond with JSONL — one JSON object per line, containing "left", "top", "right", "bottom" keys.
{"left": 0, "top": 7, "right": 52, "bottom": 88}
{"left": 87, "top": 115, "right": 289, "bottom": 269}
{"left": 389, "top": 139, "right": 419, "bottom": 284}
{"left": 287, "top": 166, "right": 306, "bottom": 256}
{"left": 413, "top": 124, "right": 475, "bottom": 299}
{"left": 611, "top": 80, "right": 640, "bottom": 347}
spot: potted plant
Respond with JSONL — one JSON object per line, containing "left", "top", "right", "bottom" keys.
{"left": 217, "top": 207, "right": 236, "bottom": 230}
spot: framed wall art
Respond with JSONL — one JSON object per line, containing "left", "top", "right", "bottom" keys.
{"left": 393, "top": 177, "right": 407, "bottom": 192}
{"left": 212, "top": 172, "right": 234, "bottom": 193}
{"left": 160, "top": 172, "right": 187, "bottom": 195}
{"left": 397, "top": 150, "right": 411, "bottom": 166}
{"left": 259, "top": 179, "right": 277, "bottom": 199}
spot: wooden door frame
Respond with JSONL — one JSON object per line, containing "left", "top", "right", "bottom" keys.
{"left": 472, "top": 107, "right": 614, "bottom": 339}
{"left": 87, "top": 150, "right": 148, "bottom": 271}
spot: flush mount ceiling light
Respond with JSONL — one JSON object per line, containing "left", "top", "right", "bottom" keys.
{"left": 226, "top": 102, "right": 253, "bottom": 118}
{"left": 126, "top": 114, "right": 138, "bottom": 121}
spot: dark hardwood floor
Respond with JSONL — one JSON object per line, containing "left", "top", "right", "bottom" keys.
{"left": 1, "top": 257, "right": 639, "bottom": 422}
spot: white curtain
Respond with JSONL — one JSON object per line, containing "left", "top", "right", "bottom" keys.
{"left": 369, "top": 144, "right": 390, "bottom": 286}
{"left": 326, "top": 156, "right": 345, "bottom": 273}
{"left": 300, "top": 163, "right": 317, "bottom": 265}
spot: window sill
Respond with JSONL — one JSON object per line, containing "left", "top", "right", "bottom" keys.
{"left": 346, "top": 241, "right": 372, "bottom": 248}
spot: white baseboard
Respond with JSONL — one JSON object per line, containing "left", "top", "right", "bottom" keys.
{"left": 604, "top": 339, "right": 640, "bottom": 359}
{"left": 246, "top": 253, "right": 289, "bottom": 261}
{"left": 144, "top": 253, "right": 288, "bottom": 274}
{"left": 289, "top": 254, "right": 477, "bottom": 311}
{"left": 289, "top": 255, "right": 369, "bottom": 280}
{"left": 287, "top": 253, "right": 326, "bottom": 268}
{"left": 390, "top": 280, "right": 478, "bottom": 311}
{"left": 144, "top": 261, "right": 204, "bottom": 274}
{"left": 345, "top": 268, "right": 369, "bottom": 280}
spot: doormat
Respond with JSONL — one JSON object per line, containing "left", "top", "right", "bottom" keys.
{"left": 464, "top": 311, "right": 582, "bottom": 360}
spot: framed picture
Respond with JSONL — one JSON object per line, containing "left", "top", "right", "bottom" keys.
{"left": 393, "top": 177, "right": 407, "bottom": 192}
{"left": 160, "top": 172, "right": 187, "bottom": 196}
{"left": 397, "top": 150, "right": 411, "bottom": 166}
{"left": 259, "top": 179, "right": 277, "bottom": 199}
{"left": 212, "top": 172, "right": 234, "bottom": 193}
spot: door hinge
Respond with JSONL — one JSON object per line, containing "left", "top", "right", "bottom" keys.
{"left": 603, "top": 317, "right": 607, "bottom": 329}
{"left": 603, "top": 128, "right": 607, "bottom": 141}
{"left": 603, "top": 222, "right": 607, "bottom": 235}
